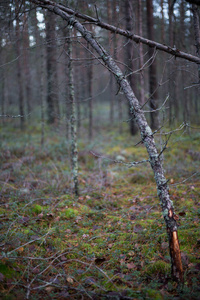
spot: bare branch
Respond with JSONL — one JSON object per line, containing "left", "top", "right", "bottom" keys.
{"left": 90, "top": 151, "right": 149, "bottom": 167}
{"left": 31, "top": 0, "right": 200, "bottom": 64}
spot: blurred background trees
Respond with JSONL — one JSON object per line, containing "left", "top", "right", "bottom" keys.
{"left": 0, "top": 0, "right": 199, "bottom": 135}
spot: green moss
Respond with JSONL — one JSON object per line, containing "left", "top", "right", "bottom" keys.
{"left": 64, "top": 208, "right": 79, "bottom": 219}
{"left": 0, "top": 208, "right": 6, "bottom": 215}
{"left": 145, "top": 260, "right": 170, "bottom": 276}
{"left": 0, "top": 263, "right": 15, "bottom": 278}
{"left": 32, "top": 204, "right": 43, "bottom": 214}
{"left": 145, "top": 289, "right": 163, "bottom": 299}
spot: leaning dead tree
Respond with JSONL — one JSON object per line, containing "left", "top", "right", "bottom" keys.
{"left": 30, "top": 0, "right": 184, "bottom": 282}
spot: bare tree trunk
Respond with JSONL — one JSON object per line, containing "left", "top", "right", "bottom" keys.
{"left": 107, "top": 0, "right": 115, "bottom": 124}
{"left": 180, "top": 1, "right": 189, "bottom": 125}
{"left": 75, "top": 44, "right": 81, "bottom": 134}
{"left": 68, "top": 30, "right": 79, "bottom": 196}
{"left": 124, "top": 0, "right": 138, "bottom": 135}
{"left": 87, "top": 44, "right": 93, "bottom": 140}
{"left": 168, "top": 0, "right": 174, "bottom": 125}
{"left": 32, "top": 9, "right": 41, "bottom": 107}
{"left": 192, "top": 4, "right": 200, "bottom": 81}
{"left": 16, "top": 1, "right": 25, "bottom": 130}
{"left": 146, "top": 0, "right": 159, "bottom": 130}
{"left": 1, "top": 71, "right": 5, "bottom": 124}
{"left": 138, "top": 0, "right": 145, "bottom": 106}
{"left": 62, "top": 26, "right": 70, "bottom": 139}
{"left": 191, "top": 3, "right": 200, "bottom": 124}
{"left": 40, "top": 48, "right": 45, "bottom": 146}
{"left": 160, "top": 0, "right": 165, "bottom": 43}
{"left": 30, "top": 0, "right": 184, "bottom": 283}
{"left": 46, "top": 11, "right": 59, "bottom": 124}
{"left": 23, "top": 13, "right": 31, "bottom": 118}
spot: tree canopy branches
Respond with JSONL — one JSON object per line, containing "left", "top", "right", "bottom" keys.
{"left": 30, "top": 0, "right": 200, "bottom": 64}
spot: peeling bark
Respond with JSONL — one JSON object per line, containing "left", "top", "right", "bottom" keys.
{"left": 30, "top": 0, "right": 183, "bottom": 282}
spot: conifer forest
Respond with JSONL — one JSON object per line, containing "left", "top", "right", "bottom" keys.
{"left": 0, "top": 0, "right": 200, "bottom": 299}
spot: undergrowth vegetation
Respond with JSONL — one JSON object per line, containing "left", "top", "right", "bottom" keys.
{"left": 0, "top": 122, "right": 200, "bottom": 299}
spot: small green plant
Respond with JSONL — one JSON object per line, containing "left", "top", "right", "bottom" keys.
{"left": 32, "top": 204, "right": 43, "bottom": 214}
{"left": 64, "top": 208, "right": 79, "bottom": 219}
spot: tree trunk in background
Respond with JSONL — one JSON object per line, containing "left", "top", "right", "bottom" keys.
{"left": 62, "top": 26, "right": 70, "bottom": 139}
{"left": 68, "top": 30, "right": 79, "bottom": 196}
{"left": 168, "top": 0, "right": 174, "bottom": 125}
{"left": 192, "top": 4, "right": 200, "bottom": 80}
{"left": 75, "top": 41, "right": 81, "bottom": 134}
{"left": 107, "top": 0, "right": 115, "bottom": 124}
{"left": 1, "top": 67, "right": 5, "bottom": 124}
{"left": 138, "top": 0, "right": 145, "bottom": 106}
{"left": 124, "top": 0, "right": 138, "bottom": 135}
{"left": 160, "top": 0, "right": 165, "bottom": 43}
{"left": 181, "top": 1, "right": 189, "bottom": 124}
{"left": 87, "top": 44, "right": 93, "bottom": 140}
{"left": 191, "top": 3, "right": 200, "bottom": 124}
{"left": 32, "top": 9, "right": 41, "bottom": 105}
{"left": 40, "top": 47, "right": 45, "bottom": 146}
{"left": 23, "top": 13, "right": 31, "bottom": 118}
{"left": 16, "top": 1, "right": 25, "bottom": 130}
{"left": 46, "top": 10, "right": 59, "bottom": 124}
{"left": 146, "top": 0, "right": 159, "bottom": 130}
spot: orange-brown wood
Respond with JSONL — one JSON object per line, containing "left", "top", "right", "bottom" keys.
{"left": 169, "top": 230, "right": 184, "bottom": 282}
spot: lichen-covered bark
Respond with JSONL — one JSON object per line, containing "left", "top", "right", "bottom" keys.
{"left": 68, "top": 30, "right": 79, "bottom": 196}
{"left": 30, "top": 0, "right": 183, "bottom": 282}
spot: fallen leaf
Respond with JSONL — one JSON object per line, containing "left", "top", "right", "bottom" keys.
{"left": 60, "top": 256, "right": 67, "bottom": 261}
{"left": 45, "top": 286, "right": 54, "bottom": 293}
{"left": 17, "top": 247, "right": 24, "bottom": 253}
{"left": 127, "top": 262, "right": 135, "bottom": 269}
{"left": 67, "top": 276, "right": 74, "bottom": 284}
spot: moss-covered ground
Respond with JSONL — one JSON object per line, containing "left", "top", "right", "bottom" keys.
{"left": 0, "top": 122, "right": 200, "bottom": 299}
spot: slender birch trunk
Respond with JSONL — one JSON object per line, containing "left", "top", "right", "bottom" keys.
{"left": 68, "top": 29, "right": 79, "bottom": 196}
{"left": 30, "top": 0, "right": 183, "bottom": 282}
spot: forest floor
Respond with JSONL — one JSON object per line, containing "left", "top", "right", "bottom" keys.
{"left": 0, "top": 122, "right": 200, "bottom": 299}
